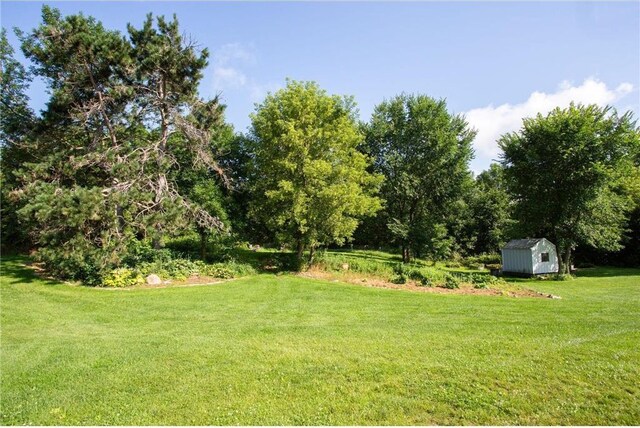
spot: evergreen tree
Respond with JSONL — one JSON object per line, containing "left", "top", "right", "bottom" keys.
{"left": 0, "top": 28, "right": 36, "bottom": 251}
{"left": 10, "top": 7, "right": 228, "bottom": 281}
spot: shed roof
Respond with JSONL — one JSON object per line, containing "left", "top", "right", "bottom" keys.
{"left": 503, "top": 238, "right": 543, "bottom": 250}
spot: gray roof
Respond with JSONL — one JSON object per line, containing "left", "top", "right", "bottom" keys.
{"left": 502, "top": 238, "right": 543, "bottom": 249}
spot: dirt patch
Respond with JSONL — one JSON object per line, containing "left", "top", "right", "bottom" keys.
{"left": 298, "top": 268, "right": 552, "bottom": 299}
{"left": 135, "top": 276, "right": 231, "bottom": 289}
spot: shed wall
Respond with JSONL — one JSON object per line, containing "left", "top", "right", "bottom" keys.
{"left": 501, "top": 248, "right": 533, "bottom": 274}
{"left": 532, "top": 239, "right": 559, "bottom": 274}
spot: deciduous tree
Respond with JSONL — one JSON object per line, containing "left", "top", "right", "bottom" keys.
{"left": 364, "top": 94, "right": 475, "bottom": 262}
{"left": 248, "top": 80, "right": 382, "bottom": 266}
{"left": 499, "top": 103, "right": 640, "bottom": 274}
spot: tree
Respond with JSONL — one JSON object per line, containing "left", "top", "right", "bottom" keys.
{"left": 468, "top": 163, "right": 513, "bottom": 254}
{"left": 10, "top": 7, "right": 228, "bottom": 282}
{"left": 248, "top": 80, "right": 382, "bottom": 266}
{"left": 499, "top": 103, "right": 640, "bottom": 274}
{"left": 364, "top": 94, "right": 475, "bottom": 262}
{"left": 127, "top": 14, "right": 226, "bottom": 247}
{"left": 0, "top": 28, "right": 36, "bottom": 251}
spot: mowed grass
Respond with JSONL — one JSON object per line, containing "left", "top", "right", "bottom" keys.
{"left": 1, "top": 256, "right": 639, "bottom": 425}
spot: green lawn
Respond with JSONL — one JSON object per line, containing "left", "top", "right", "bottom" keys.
{"left": 1, "top": 255, "right": 639, "bottom": 425}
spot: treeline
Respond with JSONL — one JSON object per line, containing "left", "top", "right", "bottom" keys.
{"left": 1, "top": 7, "right": 639, "bottom": 284}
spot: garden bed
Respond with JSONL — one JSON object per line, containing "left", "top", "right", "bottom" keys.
{"left": 298, "top": 267, "right": 553, "bottom": 298}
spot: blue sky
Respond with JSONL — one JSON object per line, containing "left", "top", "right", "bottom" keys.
{"left": 2, "top": 1, "right": 639, "bottom": 173}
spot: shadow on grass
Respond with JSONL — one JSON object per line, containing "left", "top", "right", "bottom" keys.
{"left": 229, "top": 248, "right": 299, "bottom": 273}
{"left": 324, "top": 249, "right": 405, "bottom": 264}
{"left": 573, "top": 266, "right": 640, "bottom": 278}
{"left": 0, "top": 255, "right": 62, "bottom": 286}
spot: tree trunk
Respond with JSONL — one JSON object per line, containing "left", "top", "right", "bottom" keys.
{"left": 558, "top": 244, "right": 573, "bottom": 275}
{"left": 296, "top": 239, "right": 305, "bottom": 269}
{"left": 402, "top": 246, "right": 411, "bottom": 263}
{"left": 563, "top": 246, "right": 572, "bottom": 275}
{"left": 199, "top": 230, "right": 208, "bottom": 261}
{"left": 308, "top": 245, "right": 316, "bottom": 265}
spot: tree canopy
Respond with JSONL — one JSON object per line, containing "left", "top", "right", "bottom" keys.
{"left": 500, "top": 103, "right": 640, "bottom": 273}
{"left": 248, "top": 80, "right": 383, "bottom": 265}
{"left": 3, "top": 7, "right": 230, "bottom": 282}
{"left": 364, "top": 94, "right": 476, "bottom": 262}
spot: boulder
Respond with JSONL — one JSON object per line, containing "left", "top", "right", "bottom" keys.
{"left": 146, "top": 274, "right": 162, "bottom": 285}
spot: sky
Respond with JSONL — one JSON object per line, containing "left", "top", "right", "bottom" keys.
{"left": 2, "top": 1, "right": 639, "bottom": 174}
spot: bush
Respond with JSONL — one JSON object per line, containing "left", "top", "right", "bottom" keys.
{"left": 475, "top": 253, "right": 501, "bottom": 265}
{"left": 461, "top": 259, "right": 484, "bottom": 270}
{"left": 441, "top": 274, "right": 461, "bottom": 289}
{"left": 444, "top": 261, "right": 462, "bottom": 268}
{"left": 391, "top": 274, "right": 407, "bottom": 284}
{"left": 418, "top": 276, "right": 432, "bottom": 287}
{"left": 102, "top": 268, "right": 143, "bottom": 288}
{"left": 201, "top": 264, "right": 234, "bottom": 279}
{"left": 555, "top": 273, "right": 574, "bottom": 281}
{"left": 134, "top": 257, "right": 255, "bottom": 281}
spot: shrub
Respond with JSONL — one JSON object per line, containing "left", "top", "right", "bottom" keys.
{"left": 102, "top": 268, "right": 143, "bottom": 288}
{"left": 391, "top": 263, "right": 409, "bottom": 284}
{"left": 407, "top": 268, "right": 425, "bottom": 281}
{"left": 202, "top": 264, "right": 234, "bottom": 279}
{"left": 475, "top": 253, "right": 501, "bottom": 265}
{"left": 419, "top": 277, "right": 432, "bottom": 287}
{"left": 461, "top": 259, "right": 484, "bottom": 270}
{"left": 441, "top": 274, "right": 461, "bottom": 289}
{"left": 391, "top": 274, "right": 407, "bottom": 284}
{"left": 444, "top": 261, "right": 462, "bottom": 268}
{"left": 555, "top": 273, "right": 574, "bottom": 281}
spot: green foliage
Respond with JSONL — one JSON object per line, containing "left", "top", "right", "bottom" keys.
{"left": 102, "top": 268, "right": 143, "bottom": 288}
{"left": 364, "top": 94, "right": 475, "bottom": 262}
{"left": 467, "top": 164, "right": 514, "bottom": 254}
{"left": 7, "top": 7, "right": 230, "bottom": 282}
{"left": 391, "top": 263, "right": 408, "bottom": 284}
{"left": 0, "top": 29, "right": 36, "bottom": 252}
{"left": 134, "top": 257, "right": 254, "bottom": 281}
{"left": 500, "top": 103, "right": 640, "bottom": 273}
{"left": 441, "top": 273, "right": 461, "bottom": 289}
{"left": 313, "top": 250, "right": 397, "bottom": 278}
{"left": 248, "top": 80, "right": 383, "bottom": 266}
{"left": 406, "top": 267, "right": 444, "bottom": 287}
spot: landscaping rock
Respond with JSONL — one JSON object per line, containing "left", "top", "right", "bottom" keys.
{"left": 146, "top": 274, "right": 162, "bottom": 285}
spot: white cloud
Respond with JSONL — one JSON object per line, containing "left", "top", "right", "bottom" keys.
{"left": 215, "top": 43, "right": 256, "bottom": 66}
{"left": 465, "top": 78, "right": 635, "bottom": 174}
{"left": 212, "top": 66, "right": 247, "bottom": 90}
{"left": 211, "top": 43, "right": 255, "bottom": 91}
{"left": 210, "top": 42, "right": 281, "bottom": 104}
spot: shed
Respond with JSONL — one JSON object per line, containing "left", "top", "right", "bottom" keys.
{"left": 501, "top": 238, "right": 559, "bottom": 275}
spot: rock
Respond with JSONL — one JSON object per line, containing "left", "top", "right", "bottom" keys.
{"left": 146, "top": 274, "right": 162, "bottom": 285}
{"left": 342, "top": 263, "right": 349, "bottom": 270}
{"left": 549, "top": 294, "right": 562, "bottom": 299}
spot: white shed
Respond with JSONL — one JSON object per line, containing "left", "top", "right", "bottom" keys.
{"left": 501, "top": 238, "right": 559, "bottom": 275}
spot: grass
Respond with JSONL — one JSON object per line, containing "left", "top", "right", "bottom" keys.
{"left": 1, "top": 254, "right": 639, "bottom": 425}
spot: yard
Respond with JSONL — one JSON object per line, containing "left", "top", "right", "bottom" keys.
{"left": 1, "top": 255, "right": 639, "bottom": 425}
